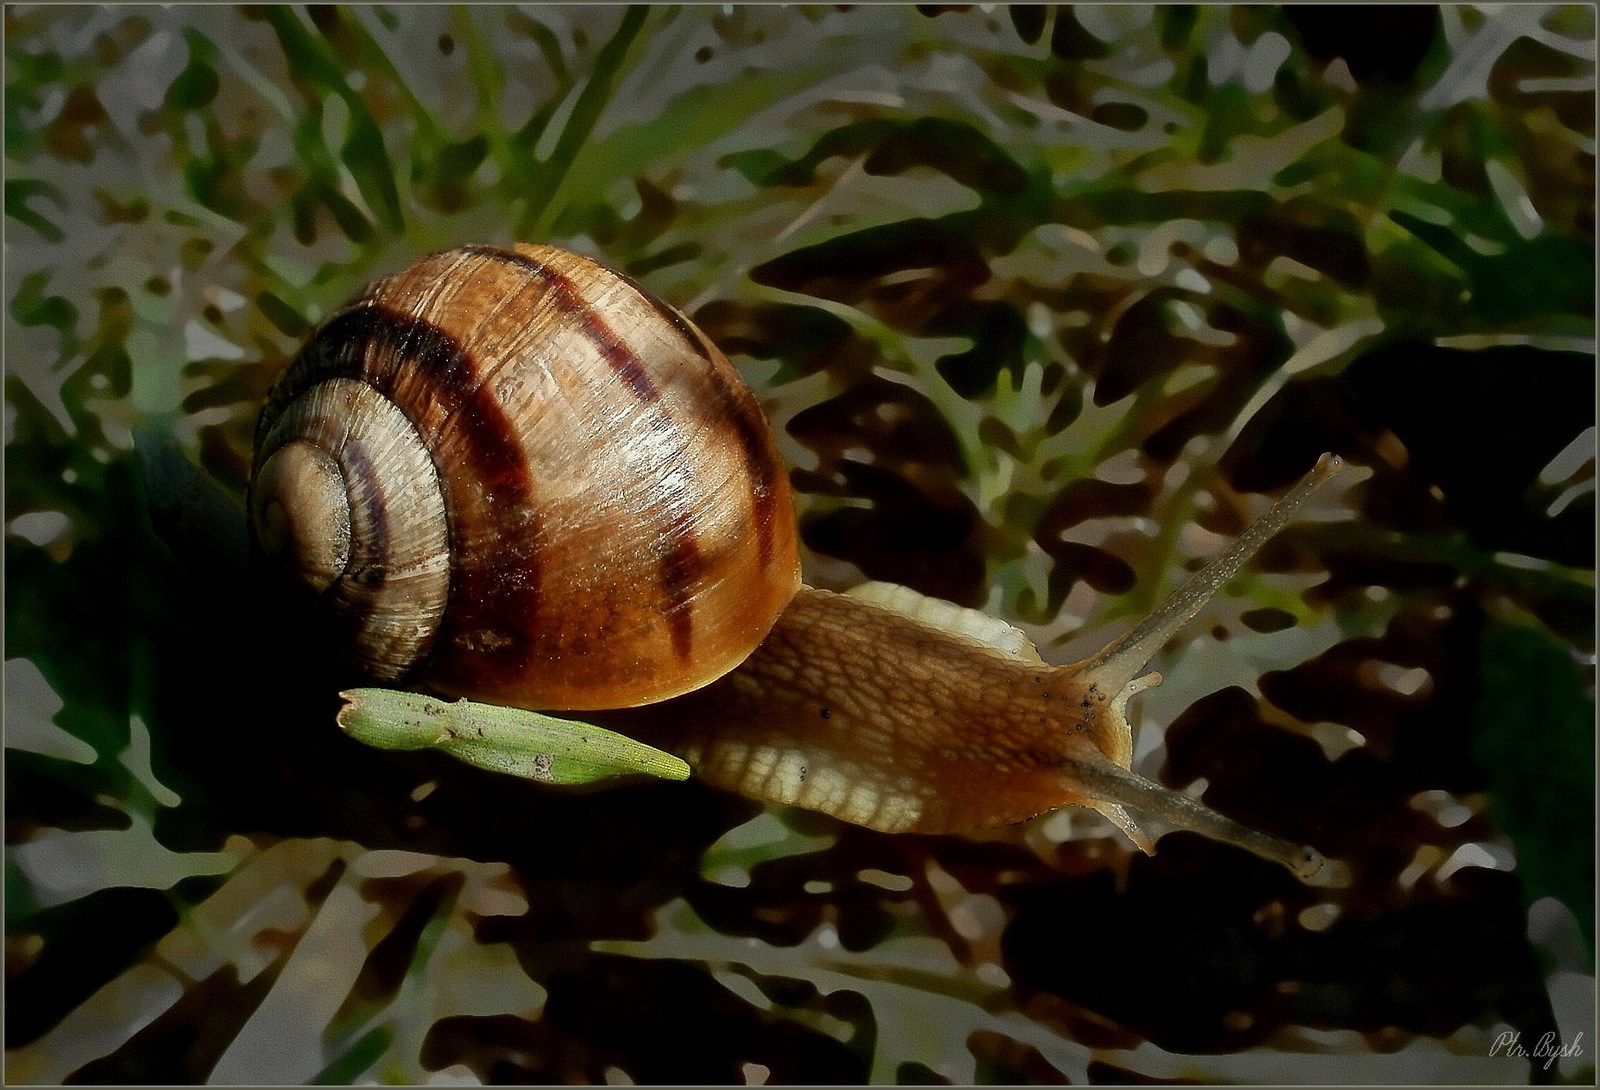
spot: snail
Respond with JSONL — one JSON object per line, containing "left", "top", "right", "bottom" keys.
{"left": 250, "top": 243, "right": 1340, "bottom": 877}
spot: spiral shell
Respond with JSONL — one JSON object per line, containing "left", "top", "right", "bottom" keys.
{"left": 249, "top": 244, "right": 801, "bottom": 710}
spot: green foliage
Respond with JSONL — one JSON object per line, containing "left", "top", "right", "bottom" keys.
{"left": 337, "top": 688, "right": 691, "bottom": 786}
{"left": 1472, "top": 623, "right": 1596, "bottom": 962}
{"left": 6, "top": 4, "right": 1594, "bottom": 1084}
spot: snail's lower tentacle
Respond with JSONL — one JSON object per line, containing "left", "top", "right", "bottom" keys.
{"left": 1058, "top": 745, "right": 1325, "bottom": 879}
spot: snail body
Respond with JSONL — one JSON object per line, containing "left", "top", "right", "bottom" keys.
{"left": 597, "top": 583, "right": 1127, "bottom": 836}
{"left": 251, "top": 243, "right": 1338, "bottom": 876}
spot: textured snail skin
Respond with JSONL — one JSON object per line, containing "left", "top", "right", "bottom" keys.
{"left": 252, "top": 244, "right": 1335, "bottom": 876}
{"left": 600, "top": 586, "right": 1136, "bottom": 836}
{"left": 612, "top": 449, "right": 1341, "bottom": 876}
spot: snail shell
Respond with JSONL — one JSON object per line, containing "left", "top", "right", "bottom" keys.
{"left": 253, "top": 243, "right": 1337, "bottom": 877}
{"left": 249, "top": 244, "right": 800, "bottom": 710}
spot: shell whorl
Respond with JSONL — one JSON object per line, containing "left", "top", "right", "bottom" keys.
{"left": 250, "top": 244, "right": 801, "bottom": 710}
{"left": 251, "top": 378, "right": 451, "bottom": 678}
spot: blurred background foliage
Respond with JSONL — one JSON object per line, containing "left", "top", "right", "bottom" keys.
{"left": 5, "top": 4, "right": 1595, "bottom": 1084}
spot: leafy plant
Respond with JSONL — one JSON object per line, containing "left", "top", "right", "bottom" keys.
{"left": 7, "top": 5, "right": 1593, "bottom": 1083}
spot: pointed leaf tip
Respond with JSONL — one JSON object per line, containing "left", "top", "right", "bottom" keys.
{"left": 337, "top": 687, "right": 691, "bottom": 785}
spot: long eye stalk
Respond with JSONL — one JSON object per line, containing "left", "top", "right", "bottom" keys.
{"left": 1058, "top": 453, "right": 1342, "bottom": 877}
{"left": 1081, "top": 453, "right": 1343, "bottom": 694}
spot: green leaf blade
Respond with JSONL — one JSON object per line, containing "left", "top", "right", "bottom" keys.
{"left": 336, "top": 687, "right": 691, "bottom": 786}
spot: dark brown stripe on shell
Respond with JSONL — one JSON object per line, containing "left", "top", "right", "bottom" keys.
{"left": 464, "top": 246, "right": 724, "bottom": 659}
{"left": 616, "top": 268, "right": 715, "bottom": 365}
{"left": 281, "top": 303, "right": 540, "bottom": 680}
{"left": 612, "top": 265, "right": 784, "bottom": 569}
{"left": 339, "top": 440, "right": 389, "bottom": 591}
{"left": 460, "top": 245, "right": 661, "bottom": 403}
{"left": 701, "top": 361, "right": 782, "bottom": 568}
{"left": 658, "top": 514, "right": 705, "bottom": 662}
{"left": 314, "top": 305, "right": 483, "bottom": 421}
